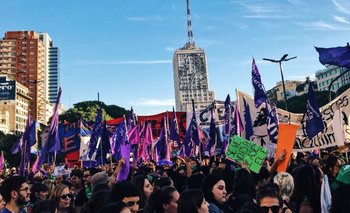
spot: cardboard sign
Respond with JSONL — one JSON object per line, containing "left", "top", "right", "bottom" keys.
{"left": 226, "top": 135, "right": 267, "bottom": 173}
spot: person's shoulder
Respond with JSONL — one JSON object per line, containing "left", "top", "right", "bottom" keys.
{"left": 208, "top": 203, "right": 224, "bottom": 213}
{"left": 0, "top": 208, "right": 14, "bottom": 213}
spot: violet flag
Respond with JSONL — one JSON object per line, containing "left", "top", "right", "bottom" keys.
{"left": 88, "top": 107, "right": 103, "bottom": 159}
{"left": 37, "top": 87, "right": 62, "bottom": 169}
{"left": 127, "top": 107, "right": 136, "bottom": 130}
{"left": 154, "top": 120, "right": 169, "bottom": 162}
{"left": 208, "top": 109, "right": 216, "bottom": 155}
{"left": 111, "top": 121, "right": 127, "bottom": 161}
{"left": 117, "top": 120, "right": 131, "bottom": 181}
{"left": 0, "top": 151, "right": 4, "bottom": 170}
{"left": 266, "top": 102, "right": 279, "bottom": 143}
{"left": 169, "top": 107, "right": 180, "bottom": 143}
{"left": 128, "top": 125, "right": 140, "bottom": 145}
{"left": 306, "top": 83, "right": 325, "bottom": 139}
{"left": 182, "top": 100, "right": 200, "bottom": 157}
{"left": 315, "top": 45, "right": 350, "bottom": 68}
{"left": 95, "top": 122, "right": 111, "bottom": 165}
{"left": 243, "top": 98, "right": 253, "bottom": 140}
{"left": 252, "top": 58, "right": 268, "bottom": 108}
{"left": 224, "top": 94, "right": 231, "bottom": 135}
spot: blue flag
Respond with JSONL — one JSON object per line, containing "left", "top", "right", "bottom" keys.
{"left": 208, "top": 109, "right": 216, "bottom": 154}
{"left": 182, "top": 101, "right": 200, "bottom": 157}
{"left": 154, "top": 121, "right": 169, "bottom": 162}
{"left": 224, "top": 94, "right": 231, "bottom": 135}
{"left": 266, "top": 102, "right": 278, "bottom": 143}
{"left": 243, "top": 98, "right": 253, "bottom": 140}
{"left": 18, "top": 119, "right": 36, "bottom": 176}
{"left": 88, "top": 107, "right": 103, "bottom": 159}
{"left": 315, "top": 45, "right": 350, "bottom": 68}
{"left": 37, "top": 87, "right": 62, "bottom": 168}
{"left": 306, "top": 83, "right": 325, "bottom": 139}
{"left": 127, "top": 107, "right": 136, "bottom": 130}
{"left": 169, "top": 107, "right": 180, "bottom": 143}
{"left": 95, "top": 122, "right": 111, "bottom": 165}
{"left": 252, "top": 58, "right": 268, "bottom": 108}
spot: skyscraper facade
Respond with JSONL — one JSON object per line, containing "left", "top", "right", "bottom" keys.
{"left": 0, "top": 31, "right": 46, "bottom": 124}
{"left": 39, "top": 33, "right": 60, "bottom": 104}
{"left": 173, "top": 0, "right": 215, "bottom": 111}
{"left": 316, "top": 65, "right": 349, "bottom": 92}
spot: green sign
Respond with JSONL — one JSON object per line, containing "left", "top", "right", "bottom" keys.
{"left": 225, "top": 135, "right": 267, "bottom": 173}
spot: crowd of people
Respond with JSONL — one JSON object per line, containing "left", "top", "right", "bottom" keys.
{"left": 0, "top": 150, "right": 349, "bottom": 213}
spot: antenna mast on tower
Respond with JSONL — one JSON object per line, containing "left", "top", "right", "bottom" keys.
{"left": 186, "top": 0, "right": 195, "bottom": 48}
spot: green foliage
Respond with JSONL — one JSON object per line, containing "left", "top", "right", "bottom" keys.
{"left": 276, "top": 90, "right": 334, "bottom": 113}
{"left": 59, "top": 101, "right": 129, "bottom": 123}
{"left": 0, "top": 132, "right": 22, "bottom": 167}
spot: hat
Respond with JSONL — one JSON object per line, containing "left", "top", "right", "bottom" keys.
{"left": 336, "top": 165, "right": 350, "bottom": 185}
{"left": 90, "top": 172, "right": 109, "bottom": 189}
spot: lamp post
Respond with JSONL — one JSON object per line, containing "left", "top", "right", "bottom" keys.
{"left": 263, "top": 54, "right": 297, "bottom": 111}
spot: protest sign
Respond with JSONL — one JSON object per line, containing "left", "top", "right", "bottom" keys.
{"left": 226, "top": 135, "right": 267, "bottom": 173}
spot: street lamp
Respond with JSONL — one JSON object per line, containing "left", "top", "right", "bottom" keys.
{"left": 263, "top": 54, "right": 297, "bottom": 111}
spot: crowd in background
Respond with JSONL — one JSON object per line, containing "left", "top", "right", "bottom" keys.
{"left": 0, "top": 150, "right": 349, "bottom": 213}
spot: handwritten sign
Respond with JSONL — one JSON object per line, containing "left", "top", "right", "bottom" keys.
{"left": 226, "top": 135, "right": 267, "bottom": 173}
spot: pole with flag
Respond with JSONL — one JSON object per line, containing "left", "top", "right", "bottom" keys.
{"left": 33, "top": 87, "right": 61, "bottom": 173}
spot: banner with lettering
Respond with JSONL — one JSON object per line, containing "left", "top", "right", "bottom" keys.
{"left": 225, "top": 135, "right": 267, "bottom": 173}
{"left": 237, "top": 88, "right": 350, "bottom": 152}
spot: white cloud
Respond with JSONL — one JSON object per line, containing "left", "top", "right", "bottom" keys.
{"left": 332, "top": 0, "right": 350, "bottom": 14}
{"left": 287, "top": 74, "right": 316, "bottom": 80}
{"left": 165, "top": 46, "right": 175, "bottom": 52}
{"left": 287, "top": 0, "right": 304, "bottom": 5}
{"left": 243, "top": 14, "right": 287, "bottom": 19}
{"left": 125, "top": 16, "right": 163, "bottom": 21}
{"left": 131, "top": 98, "right": 175, "bottom": 106}
{"left": 77, "top": 60, "right": 172, "bottom": 65}
{"left": 333, "top": 15, "right": 350, "bottom": 24}
{"left": 296, "top": 20, "right": 350, "bottom": 30}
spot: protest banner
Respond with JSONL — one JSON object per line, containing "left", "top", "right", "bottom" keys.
{"left": 225, "top": 135, "right": 267, "bottom": 173}
{"left": 275, "top": 123, "right": 300, "bottom": 172}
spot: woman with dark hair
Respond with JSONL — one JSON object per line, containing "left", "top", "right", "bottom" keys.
{"left": 131, "top": 175, "right": 153, "bottom": 210}
{"left": 81, "top": 190, "right": 110, "bottom": 213}
{"left": 290, "top": 164, "right": 321, "bottom": 213}
{"left": 202, "top": 175, "right": 229, "bottom": 213}
{"left": 147, "top": 186, "right": 179, "bottom": 213}
{"left": 232, "top": 169, "right": 256, "bottom": 199}
{"left": 49, "top": 184, "right": 75, "bottom": 213}
{"left": 177, "top": 189, "right": 209, "bottom": 213}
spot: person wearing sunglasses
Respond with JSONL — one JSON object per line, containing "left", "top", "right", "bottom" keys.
{"left": 50, "top": 184, "right": 75, "bottom": 213}
{"left": 256, "top": 184, "right": 283, "bottom": 213}
{"left": 0, "top": 176, "right": 30, "bottom": 213}
{"left": 107, "top": 181, "right": 140, "bottom": 213}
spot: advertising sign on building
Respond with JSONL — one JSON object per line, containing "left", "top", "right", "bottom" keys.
{"left": 0, "top": 77, "right": 16, "bottom": 100}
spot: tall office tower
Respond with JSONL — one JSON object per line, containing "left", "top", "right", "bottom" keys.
{"left": 173, "top": 0, "right": 215, "bottom": 111}
{"left": 39, "top": 33, "right": 60, "bottom": 104}
{"left": 0, "top": 31, "right": 46, "bottom": 124}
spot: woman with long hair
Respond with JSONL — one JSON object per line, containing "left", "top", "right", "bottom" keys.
{"left": 147, "top": 186, "right": 179, "bottom": 213}
{"left": 177, "top": 189, "right": 209, "bottom": 213}
{"left": 202, "top": 175, "right": 229, "bottom": 213}
{"left": 49, "top": 184, "right": 75, "bottom": 213}
{"left": 131, "top": 175, "right": 153, "bottom": 210}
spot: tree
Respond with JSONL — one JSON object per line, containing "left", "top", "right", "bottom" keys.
{"left": 0, "top": 132, "right": 22, "bottom": 167}
{"left": 59, "top": 101, "right": 129, "bottom": 123}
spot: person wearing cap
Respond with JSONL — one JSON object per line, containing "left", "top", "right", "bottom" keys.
{"left": 0, "top": 176, "right": 31, "bottom": 213}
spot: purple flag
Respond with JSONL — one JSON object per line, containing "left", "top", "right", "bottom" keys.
{"left": 95, "top": 122, "right": 111, "bottom": 165}
{"left": 117, "top": 142, "right": 130, "bottom": 181}
{"left": 111, "top": 121, "right": 127, "bottom": 161}
{"left": 231, "top": 104, "right": 244, "bottom": 136}
{"left": 315, "top": 45, "right": 350, "bottom": 68}
{"left": 127, "top": 107, "right": 136, "bottom": 130}
{"left": 88, "top": 107, "right": 103, "bottom": 159}
{"left": 154, "top": 118, "right": 170, "bottom": 162}
{"left": 208, "top": 109, "right": 216, "bottom": 155}
{"left": 224, "top": 94, "right": 231, "bottom": 135}
{"left": 243, "top": 98, "right": 253, "bottom": 140}
{"left": 169, "top": 107, "right": 180, "bottom": 143}
{"left": 266, "top": 102, "right": 279, "bottom": 143}
{"left": 37, "top": 87, "right": 62, "bottom": 168}
{"left": 0, "top": 151, "right": 4, "bottom": 170}
{"left": 252, "top": 58, "right": 268, "bottom": 108}
{"left": 306, "top": 83, "right": 325, "bottom": 139}
{"left": 128, "top": 125, "right": 139, "bottom": 145}
{"left": 182, "top": 101, "right": 200, "bottom": 157}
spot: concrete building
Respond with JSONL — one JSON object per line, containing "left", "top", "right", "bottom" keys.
{"left": 268, "top": 80, "right": 301, "bottom": 101}
{"left": 0, "top": 76, "right": 31, "bottom": 134}
{"left": 316, "top": 65, "right": 350, "bottom": 92}
{"left": 173, "top": 0, "right": 215, "bottom": 112}
{"left": 0, "top": 31, "right": 47, "bottom": 124}
{"left": 38, "top": 33, "right": 60, "bottom": 104}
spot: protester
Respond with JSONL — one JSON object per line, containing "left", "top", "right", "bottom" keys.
{"left": 49, "top": 183, "right": 75, "bottom": 213}
{"left": 273, "top": 172, "right": 294, "bottom": 213}
{"left": 177, "top": 189, "right": 209, "bottom": 213}
{"left": 70, "top": 169, "right": 88, "bottom": 213}
{"left": 0, "top": 176, "right": 30, "bottom": 213}
{"left": 0, "top": 194, "right": 5, "bottom": 212}
{"left": 147, "top": 186, "right": 179, "bottom": 213}
{"left": 202, "top": 175, "right": 229, "bottom": 213}
{"left": 28, "top": 182, "right": 49, "bottom": 211}
{"left": 330, "top": 165, "right": 350, "bottom": 213}
{"left": 131, "top": 175, "right": 153, "bottom": 210}
{"left": 107, "top": 181, "right": 140, "bottom": 213}
{"left": 256, "top": 184, "right": 283, "bottom": 213}
{"left": 99, "top": 202, "right": 131, "bottom": 213}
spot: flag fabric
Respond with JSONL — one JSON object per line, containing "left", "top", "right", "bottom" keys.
{"left": 306, "top": 83, "right": 325, "bottom": 139}
{"left": 266, "top": 102, "right": 279, "bottom": 144}
{"left": 154, "top": 119, "right": 170, "bottom": 162}
{"left": 224, "top": 94, "right": 231, "bottom": 135}
{"left": 88, "top": 107, "right": 103, "bottom": 159}
{"left": 231, "top": 104, "right": 244, "bottom": 136}
{"left": 11, "top": 116, "right": 36, "bottom": 154}
{"left": 37, "top": 87, "right": 62, "bottom": 170}
{"left": 95, "top": 122, "right": 111, "bottom": 165}
{"left": 315, "top": 45, "right": 350, "bottom": 68}
{"left": 117, "top": 141, "right": 131, "bottom": 181}
{"left": 127, "top": 107, "right": 136, "bottom": 130}
{"left": 252, "top": 58, "right": 268, "bottom": 108}
{"left": 208, "top": 109, "right": 216, "bottom": 156}
{"left": 128, "top": 125, "right": 140, "bottom": 145}
{"left": 110, "top": 121, "right": 127, "bottom": 161}
{"left": 321, "top": 175, "right": 332, "bottom": 213}
{"left": 19, "top": 120, "right": 36, "bottom": 176}
{"left": 243, "top": 98, "right": 253, "bottom": 140}
{"left": 0, "top": 151, "right": 4, "bottom": 170}
{"left": 142, "top": 122, "right": 153, "bottom": 161}
{"left": 169, "top": 107, "right": 180, "bottom": 143}
{"left": 182, "top": 101, "right": 200, "bottom": 157}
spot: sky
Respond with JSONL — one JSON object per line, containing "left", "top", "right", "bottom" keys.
{"left": 1, "top": 0, "right": 350, "bottom": 115}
